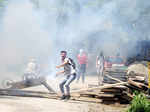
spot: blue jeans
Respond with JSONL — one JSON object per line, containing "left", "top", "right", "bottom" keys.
{"left": 59, "top": 73, "right": 76, "bottom": 95}
{"left": 77, "top": 64, "right": 86, "bottom": 83}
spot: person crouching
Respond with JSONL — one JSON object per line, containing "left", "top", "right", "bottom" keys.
{"left": 56, "top": 51, "right": 76, "bottom": 100}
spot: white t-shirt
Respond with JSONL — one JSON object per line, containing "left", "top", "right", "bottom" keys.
{"left": 64, "top": 58, "right": 76, "bottom": 75}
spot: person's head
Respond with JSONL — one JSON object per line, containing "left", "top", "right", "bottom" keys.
{"left": 116, "top": 52, "right": 120, "bottom": 57}
{"left": 99, "top": 51, "right": 103, "bottom": 57}
{"left": 60, "top": 51, "right": 67, "bottom": 60}
{"left": 79, "top": 49, "right": 84, "bottom": 54}
{"left": 29, "top": 58, "right": 36, "bottom": 63}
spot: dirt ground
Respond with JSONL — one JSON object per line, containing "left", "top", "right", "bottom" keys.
{"left": 0, "top": 75, "right": 127, "bottom": 112}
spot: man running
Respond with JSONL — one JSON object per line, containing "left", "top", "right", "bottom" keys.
{"left": 56, "top": 51, "right": 76, "bottom": 100}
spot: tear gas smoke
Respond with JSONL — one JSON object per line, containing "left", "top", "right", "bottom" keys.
{"left": 0, "top": 0, "right": 150, "bottom": 84}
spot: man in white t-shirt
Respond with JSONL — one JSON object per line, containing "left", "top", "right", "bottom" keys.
{"left": 56, "top": 51, "right": 76, "bottom": 100}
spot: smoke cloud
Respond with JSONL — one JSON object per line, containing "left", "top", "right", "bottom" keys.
{"left": 0, "top": 0, "right": 150, "bottom": 82}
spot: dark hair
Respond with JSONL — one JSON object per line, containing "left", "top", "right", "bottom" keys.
{"left": 60, "top": 51, "right": 67, "bottom": 54}
{"left": 99, "top": 51, "right": 103, "bottom": 57}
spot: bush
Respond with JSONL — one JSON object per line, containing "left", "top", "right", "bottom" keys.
{"left": 126, "top": 93, "right": 150, "bottom": 112}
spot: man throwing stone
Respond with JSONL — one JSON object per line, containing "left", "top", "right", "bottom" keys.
{"left": 56, "top": 51, "right": 76, "bottom": 100}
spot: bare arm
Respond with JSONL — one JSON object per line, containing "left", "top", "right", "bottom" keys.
{"left": 56, "top": 70, "right": 65, "bottom": 75}
{"left": 56, "top": 59, "right": 69, "bottom": 69}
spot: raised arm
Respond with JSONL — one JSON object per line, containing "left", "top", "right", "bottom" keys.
{"left": 56, "top": 58, "right": 69, "bottom": 69}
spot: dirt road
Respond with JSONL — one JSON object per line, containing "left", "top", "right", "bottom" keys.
{"left": 0, "top": 96, "right": 126, "bottom": 112}
{"left": 0, "top": 76, "right": 127, "bottom": 112}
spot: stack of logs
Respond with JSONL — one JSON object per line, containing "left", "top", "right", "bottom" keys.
{"left": 75, "top": 74, "right": 148, "bottom": 104}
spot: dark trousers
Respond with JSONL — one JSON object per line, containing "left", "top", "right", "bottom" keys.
{"left": 77, "top": 64, "right": 86, "bottom": 83}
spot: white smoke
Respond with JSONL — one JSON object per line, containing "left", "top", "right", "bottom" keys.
{"left": 0, "top": 0, "right": 53, "bottom": 80}
{"left": 0, "top": 0, "right": 150, "bottom": 81}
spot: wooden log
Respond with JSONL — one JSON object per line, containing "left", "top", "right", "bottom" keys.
{"left": 0, "top": 89, "right": 58, "bottom": 99}
{"left": 97, "top": 93, "right": 115, "bottom": 98}
{"left": 101, "top": 97, "right": 118, "bottom": 101}
{"left": 2, "top": 77, "right": 57, "bottom": 94}
{"left": 126, "top": 84, "right": 142, "bottom": 92}
{"left": 128, "top": 79, "right": 145, "bottom": 88}
{"left": 105, "top": 70, "right": 127, "bottom": 73}
{"left": 88, "top": 84, "right": 99, "bottom": 88}
{"left": 121, "top": 91, "right": 133, "bottom": 101}
{"left": 101, "top": 88, "right": 122, "bottom": 93}
{"left": 105, "top": 74, "right": 124, "bottom": 83}
{"left": 128, "top": 77, "right": 145, "bottom": 83}
{"left": 6, "top": 77, "right": 46, "bottom": 89}
{"left": 72, "top": 82, "right": 128, "bottom": 93}
{"left": 104, "top": 72, "right": 127, "bottom": 84}
{"left": 0, "top": 89, "right": 55, "bottom": 94}
{"left": 0, "top": 89, "right": 102, "bottom": 103}
{"left": 108, "top": 86, "right": 127, "bottom": 90}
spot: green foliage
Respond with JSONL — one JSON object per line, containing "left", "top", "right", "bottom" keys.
{"left": 126, "top": 93, "right": 150, "bottom": 112}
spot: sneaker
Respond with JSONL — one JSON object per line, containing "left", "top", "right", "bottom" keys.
{"left": 60, "top": 95, "right": 66, "bottom": 100}
{"left": 65, "top": 95, "right": 71, "bottom": 100}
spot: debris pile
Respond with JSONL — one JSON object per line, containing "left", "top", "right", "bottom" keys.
{"left": 72, "top": 71, "right": 148, "bottom": 104}
{"left": 0, "top": 68, "right": 148, "bottom": 104}
{"left": 100, "top": 86, "right": 132, "bottom": 104}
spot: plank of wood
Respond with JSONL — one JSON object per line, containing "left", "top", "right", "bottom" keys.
{"left": 101, "top": 88, "right": 122, "bottom": 93}
{"left": 107, "top": 86, "right": 128, "bottom": 90}
{"left": 72, "top": 96, "right": 102, "bottom": 103}
{"left": 101, "top": 97, "right": 118, "bottom": 101}
{"left": 105, "top": 74, "right": 124, "bottom": 83}
{"left": 72, "top": 82, "right": 128, "bottom": 93}
{"left": 80, "top": 92, "right": 115, "bottom": 98}
{"left": 97, "top": 93, "right": 115, "bottom": 98}
{"left": 80, "top": 91, "right": 100, "bottom": 96}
